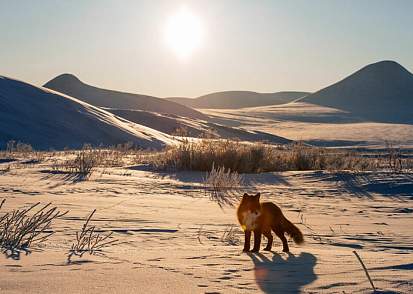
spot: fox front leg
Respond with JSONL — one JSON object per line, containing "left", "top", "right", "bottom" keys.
{"left": 251, "top": 229, "right": 262, "bottom": 252}
{"left": 243, "top": 231, "right": 251, "bottom": 252}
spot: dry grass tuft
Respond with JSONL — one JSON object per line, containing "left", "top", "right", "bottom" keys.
{"left": 52, "top": 147, "right": 100, "bottom": 180}
{"left": 0, "top": 200, "right": 68, "bottom": 259}
{"left": 67, "top": 209, "right": 118, "bottom": 263}
{"left": 383, "top": 141, "right": 413, "bottom": 172}
{"left": 221, "top": 225, "right": 241, "bottom": 246}
{"left": 6, "top": 140, "right": 33, "bottom": 153}
{"left": 204, "top": 164, "right": 244, "bottom": 207}
{"left": 50, "top": 145, "right": 147, "bottom": 180}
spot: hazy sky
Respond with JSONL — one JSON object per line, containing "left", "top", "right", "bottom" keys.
{"left": 1, "top": 0, "right": 412, "bottom": 97}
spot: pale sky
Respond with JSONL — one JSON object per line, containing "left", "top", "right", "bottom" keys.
{"left": 1, "top": 0, "right": 412, "bottom": 97}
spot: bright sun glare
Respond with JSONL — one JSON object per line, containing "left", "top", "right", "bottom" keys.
{"left": 164, "top": 6, "right": 203, "bottom": 60}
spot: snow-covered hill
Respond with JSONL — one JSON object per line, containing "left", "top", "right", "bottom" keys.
{"left": 44, "top": 74, "right": 207, "bottom": 120}
{"left": 0, "top": 75, "right": 174, "bottom": 150}
{"left": 300, "top": 60, "right": 413, "bottom": 123}
{"left": 168, "top": 91, "right": 309, "bottom": 109}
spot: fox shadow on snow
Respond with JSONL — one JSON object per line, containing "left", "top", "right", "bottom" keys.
{"left": 248, "top": 251, "right": 317, "bottom": 294}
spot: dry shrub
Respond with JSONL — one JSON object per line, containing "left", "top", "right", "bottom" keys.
{"left": 2, "top": 140, "right": 45, "bottom": 166}
{"left": 221, "top": 225, "right": 241, "bottom": 245}
{"left": 287, "top": 144, "right": 376, "bottom": 171}
{"left": 204, "top": 164, "right": 244, "bottom": 207}
{"left": 53, "top": 149, "right": 97, "bottom": 179}
{"left": 383, "top": 141, "right": 413, "bottom": 172}
{"left": 0, "top": 165, "right": 11, "bottom": 174}
{"left": 67, "top": 209, "right": 118, "bottom": 263}
{"left": 153, "top": 139, "right": 274, "bottom": 172}
{"left": 72, "top": 150, "right": 97, "bottom": 175}
{"left": 151, "top": 139, "right": 376, "bottom": 173}
{"left": 50, "top": 144, "right": 146, "bottom": 176}
{"left": 52, "top": 145, "right": 105, "bottom": 179}
{"left": 6, "top": 140, "right": 33, "bottom": 153}
{"left": 0, "top": 200, "right": 68, "bottom": 259}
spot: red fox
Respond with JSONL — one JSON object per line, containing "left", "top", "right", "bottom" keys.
{"left": 237, "top": 192, "right": 303, "bottom": 252}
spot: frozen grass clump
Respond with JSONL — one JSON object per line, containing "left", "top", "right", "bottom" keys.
{"left": 0, "top": 200, "right": 68, "bottom": 259}
{"left": 204, "top": 164, "right": 244, "bottom": 207}
{"left": 221, "top": 225, "right": 241, "bottom": 246}
{"left": 67, "top": 209, "right": 118, "bottom": 263}
{"left": 52, "top": 147, "right": 99, "bottom": 180}
{"left": 151, "top": 139, "right": 378, "bottom": 173}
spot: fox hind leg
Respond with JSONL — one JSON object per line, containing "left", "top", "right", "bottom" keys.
{"left": 274, "top": 226, "right": 289, "bottom": 253}
{"left": 263, "top": 230, "right": 273, "bottom": 251}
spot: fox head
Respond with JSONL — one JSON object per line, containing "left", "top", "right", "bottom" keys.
{"left": 239, "top": 192, "right": 261, "bottom": 212}
{"left": 238, "top": 193, "right": 261, "bottom": 231}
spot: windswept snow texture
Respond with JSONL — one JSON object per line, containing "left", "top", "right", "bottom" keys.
{"left": 168, "top": 91, "right": 309, "bottom": 109}
{"left": 0, "top": 76, "right": 174, "bottom": 150}
{"left": 109, "top": 109, "right": 292, "bottom": 144}
{"left": 300, "top": 60, "right": 413, "bottom": 123}
{"left": 1, "top": 158, "right": 412, "bottom": 293}
{"left": 44, "top": 74, "right": 207, "bottom": 120}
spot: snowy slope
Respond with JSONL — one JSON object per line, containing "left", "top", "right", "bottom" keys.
{"left": 0, "top": 75, "right": 174, "bottom": 150}
{"left": 109, "top": 108, "right": 292, "bottom": 144}
{"left": 300, "top": 60, "right": 413, "bottom": 123}
{"left": 44, "top": 74, "right": 207, "bottom": 120}
{"left": 168, "top": 91, "right": 309, "bottom": 109}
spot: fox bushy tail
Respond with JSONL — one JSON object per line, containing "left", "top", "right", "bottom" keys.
{"left": 283, "top": 218, "right": 304, "bottom": 244}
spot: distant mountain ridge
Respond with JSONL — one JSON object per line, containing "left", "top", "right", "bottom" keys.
{"left": 0, "top": 75, "right": 173, "bottom": 150}
{"left": 167, "top": 91, "right": 309, "bottom": 109}
{"left": 300, "top": 60, "right": 413, "bottom": 123}
{"left": 44, "top": 74, "right": 207, "bottom": 120}
{"left": 41, "top": 74, "right": 294, "bottom": 146}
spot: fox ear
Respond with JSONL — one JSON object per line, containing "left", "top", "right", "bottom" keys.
{"left": 255, "top": 192, "right": 261, "bottom": 200}
{"left": 243, "top": 193, "right": 249, "bottom": 197}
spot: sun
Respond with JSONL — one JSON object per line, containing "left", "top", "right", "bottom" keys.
{"left": 164, "top": 6, "right": 203, "bottom": 59}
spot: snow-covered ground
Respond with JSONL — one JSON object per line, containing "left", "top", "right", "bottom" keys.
{"left": 1, "top": 155, "right": 412, "bottom": 293}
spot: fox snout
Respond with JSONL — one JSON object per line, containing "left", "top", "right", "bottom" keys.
{"left": 241, "top": 210, "right": 261, "bottom": 231}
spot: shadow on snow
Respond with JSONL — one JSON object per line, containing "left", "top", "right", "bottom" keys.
{"left": 248, "top": 251, "right": 317, "bottom": 294}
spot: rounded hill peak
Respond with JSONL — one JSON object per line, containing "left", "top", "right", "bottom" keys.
{"left": 44, "top": 73, "right": 82, "bottom": 88}
{"left": 357, "top": 60, "right": 411, "bottom": 76}
{"left": 370, "top": 60, "right": 402, "bottom": 67}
